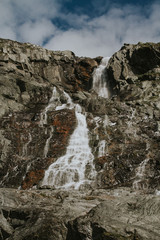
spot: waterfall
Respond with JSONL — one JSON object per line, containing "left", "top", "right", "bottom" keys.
{"left": 92, "top": 58, "right": 109, "bottom": 163}
{"left": 22, "top": 133, "right": 32, "bottom": 157}
{"left": 41, "top": 56, "right": 110, "bottom": 190}
{"left": 133, "top": 158, "right": 150, "bottom": 190}
{"left": 98, "top": 140, "right": 106, "bottom": 158}
{"left": 41, "top": 89, "right": 96, "bottom": 189}
{"left": 43, "top": 126, "right": 54, "bottom": 158}
{"left": 92, "top": 57, "right": 110, "bottom": 98}
{"left": 40, "top": 87, "right": 60, "bottom": 127}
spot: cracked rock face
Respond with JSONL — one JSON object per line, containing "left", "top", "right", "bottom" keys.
{"left": 66, "top": 189, "right": 160, "bottom": 240}
{"left": 0, "top": 38, "right": 97, "bottom": 189}
{"left": 0, "top": 39, "right": 160, "bottom": 239}
{"left": 0, "top": 188, "right": 160, "bottom": 240}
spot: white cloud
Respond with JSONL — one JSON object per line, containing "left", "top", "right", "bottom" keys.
{"left": 0, "top": 1, "right": 16, "bottom": 40}
{"left": 0, "top": 0, "right": 160, "bottom": 57}
{"left": 0, "top": 0, "right": 60, "bottom": 42}
{"left": 11, "top": 0, "right": 60, "bottom": 22}
{"left": 44, "top": 27, "right": 121, "bottom": 57}
{"left": 19, "top": 19, "right": 57, "bottom": 45}
{"left": 46, "top": 2, "right": 160, "bottom": 57}
{"left": 0, "top": 27, "right": 17, "bottom": 41}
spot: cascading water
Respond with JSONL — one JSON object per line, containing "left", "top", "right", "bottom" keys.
{"left": 133, "top": 158, "right": 150, "bottom": 190}
{"left": 40, "top": 87, "right": 60, "bottom": 126}
{"left": 92, "top": 57, "right": 110, "bottom": 98}
{"left": 98, "top": 140, "right": 106, "bottom": 158}
{"left": 92, "top": 57, "right": 110, "bottom": 163}
{"left": 41, "top": 88, "right": 96, "bottom": 189}
{"left": 40, "top": 87, "right": 61, "bottom": 157}
{"left": 41, "top": 58, "right": 110, "bottom": 190}
{"left": 22, "top": 133, "right": 32, "bottom": 157}
{"left": 43, "top": 126, "right": 54, "bottom": 158}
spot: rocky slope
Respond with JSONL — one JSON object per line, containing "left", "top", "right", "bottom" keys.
{"left": 0, "top": 38, "right": 160, "bottom": 239}
{"left": 1, "top": 188, "right": 160, "bottom": 240}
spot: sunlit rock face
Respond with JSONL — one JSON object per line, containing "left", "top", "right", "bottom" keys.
{"left": 0, "top": 39, "right": 160, "bottom": 192}
{"left": 103, "top": 42, "right": 160, "bottom": 191}
{"left": 1, "top": 39, "right": 160, "bottom": 240}
{"left": 0, "top": 107, "right": 76, "bottom": 189}
{"left": 0, "top": 38, "right": 96, "bottom": 189}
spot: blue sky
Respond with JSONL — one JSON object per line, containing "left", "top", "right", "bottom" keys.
{"left": 0, "top": 0, "right": 160, "bottom": 57}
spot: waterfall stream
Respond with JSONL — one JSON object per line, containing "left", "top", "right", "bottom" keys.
{"left": 98, "top": 140, "right": 106, "bottom": 158}
{"left": 41, "top": 90, "right": 96, "bottom": 189}
{"left": 133, "top": 158, "right": 150, "bottom": 190}
{"left": 22, "top": 133, "right": 32, "bottom": 157}
{"left": 41, "top": 57, "right": 109, "bottom": 190}
{"left": 92, "top": 57, "right": 110, "bottom": 98}
{"left": 40, "top": 87, "right": 60, "bottom": 127}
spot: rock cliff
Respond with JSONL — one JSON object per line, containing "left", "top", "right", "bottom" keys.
{"left": 0, "top": 38, "right": 160, "bottom": 239}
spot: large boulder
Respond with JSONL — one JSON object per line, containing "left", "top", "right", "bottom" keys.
{"left": 0, "top": 188, "right": 160, "bottom": 240}
{"left": 107, "top": 42, "right": 160, "bottom": 101}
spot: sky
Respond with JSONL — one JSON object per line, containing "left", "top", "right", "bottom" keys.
{"left": 0, "top": 0, "right": 160, "bottom": 58}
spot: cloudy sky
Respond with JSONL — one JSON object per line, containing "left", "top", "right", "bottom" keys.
{"left": 0, "top": 0, "right": 160, "bottom": 57}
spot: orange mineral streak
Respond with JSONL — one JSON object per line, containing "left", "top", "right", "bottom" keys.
{"left": 21, "top": 110, "right": 76, "bottom": 189}
{"left": 53, "top": 117, "right": 70, "bottom": 136}
{"left": 21, "top": 169, "right": 44, "bottom": 190}
{"left": 53, "top": 110, "right": 76, "bottom": 142}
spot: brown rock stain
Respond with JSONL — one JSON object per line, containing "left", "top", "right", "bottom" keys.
{"left": 21, "top": 169, "right": 44, "bottom": 190}
{"left": 21, "top": 110, "right": 76, "bottom": 189}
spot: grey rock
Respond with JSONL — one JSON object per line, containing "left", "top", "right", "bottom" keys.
{"left": 0, "top": 38, "right": 160, "bottom": 239}
{"left": 0, "top": 210, "right": 14, "bottom": 236}
{"left": 0, "top": 188, "right": 159, "bottom": 239}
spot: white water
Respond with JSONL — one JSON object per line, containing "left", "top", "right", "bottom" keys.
{"left": 43, "top": 126, "right": 54, "bottom": 158}
{"left": 40, "top": 87, "right": 60, "bottom": 126}
{"left": 92, "top": 57, "right": 110, "bottom": 98}
{"left": 133, "top": 158, "right": 150, "bottom": 190}
{"left": 41, "top": 57, "right": 111, "bottom": 190}
{"left": 98, "top": 140, "right": 106, "bottom": 158}
{"left": 92, "top": 57, "right": 110, "bottom": 157}
{"left": 22, "top": 133, "right": 32, "bottom": 157}
{"left": 39, "top": 87, "right": 61, "bottom": 157}
{"left": 56, "top": 91, "right": 74, "bottom": 111}
{"left": 41, "top": 89, "right": 96, "bottom": 189}
{"left": 155, "top": 190, "right": 160, "bottom": 196}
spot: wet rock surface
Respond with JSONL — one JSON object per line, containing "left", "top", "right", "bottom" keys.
{"left": 0, "top": 109, "right": 76, "bottom": 189}
{"left": 0, "top": 39, "right": 160, "bottom": 239}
